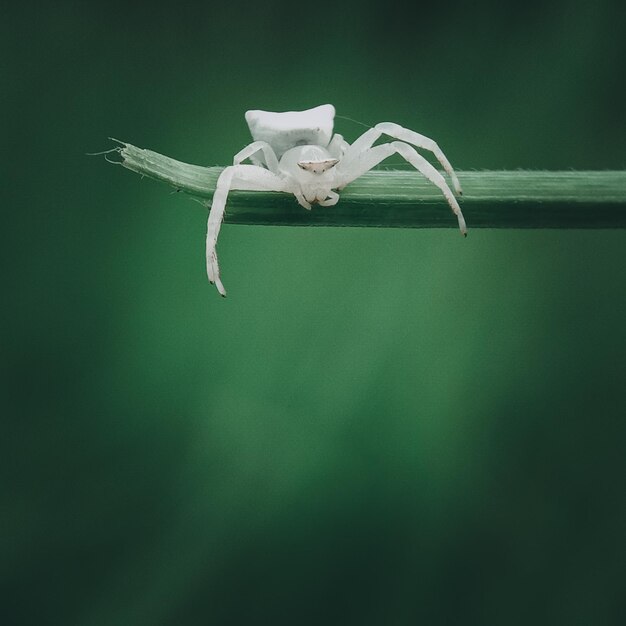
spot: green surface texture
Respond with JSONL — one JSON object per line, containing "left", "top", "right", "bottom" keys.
{"left": 3, "top": 2, "right": 626, "bottom": 625}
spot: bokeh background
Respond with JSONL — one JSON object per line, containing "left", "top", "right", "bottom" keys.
{"left": 3, "top": 1, "right": 626, "bottom": 624}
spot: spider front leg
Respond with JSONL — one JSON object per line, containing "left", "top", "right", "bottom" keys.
{"left": 336, "top": 142, "right": 467, "bottom": 235}
{"left": 318, "top": 191, "right": 340, "bottom": 207}
{"left": 341, "top": 123, "right": 462, "bottom": 195}
{"left": 207, "top": 165, "right": 291, "bottom": 296}
{"left": 233, "top": 141, "right": 279, "bottom": 172}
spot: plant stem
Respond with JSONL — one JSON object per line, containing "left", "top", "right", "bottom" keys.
{"left": 116, "top": 142, "right": 626, "bottom": 229}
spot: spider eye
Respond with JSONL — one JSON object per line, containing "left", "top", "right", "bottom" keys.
{"left": 297, "top": 159, "right": 339, "bottom": 173}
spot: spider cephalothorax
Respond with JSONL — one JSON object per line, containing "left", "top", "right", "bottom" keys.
{"left": 206, "top": 104, "right": 466, "bottom": 296}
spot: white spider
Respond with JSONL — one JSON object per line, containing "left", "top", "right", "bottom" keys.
{"left": 207, "top": 104, "right": 466, "bottom": 296}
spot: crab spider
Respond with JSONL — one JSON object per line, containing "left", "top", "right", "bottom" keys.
{"left": 206, "top": 104, "right": 466, "bottom": 296}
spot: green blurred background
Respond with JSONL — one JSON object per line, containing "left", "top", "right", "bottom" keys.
{"left": 3, "top": 1, "right": 626, "bottom": 624}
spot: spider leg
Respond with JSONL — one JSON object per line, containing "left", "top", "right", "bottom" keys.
{"left": 207, "top": 165, "right": 290, "bottom": 296}
{"left": 336, "top": 142, "right": 467, "bottom": 235}
{"left": 233, "top": 141, "right": 279, "bottom": 173}
{"left": 341, "top": 123, "right": 462, "bottom": 195}
{"left": 326, "top": 133, "right": 350, "bottom": 159}
{"left": 318, "top": 191, "right": 339, "bottom": 207}
{"left": 294, "top": 191, "right": 312, "bottom": 210}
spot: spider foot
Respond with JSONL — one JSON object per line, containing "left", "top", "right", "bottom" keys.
{"left": 457, "top": 213, "right": 468, "bottom": 237}
{"left": 210, "top": 274, "right": 227, "bottom": 297}
{"left": 207, "top": 247, "right": 227, "bottom": 297}
{"left": 451, "top": 175, "right": 463, "bottom": 197}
